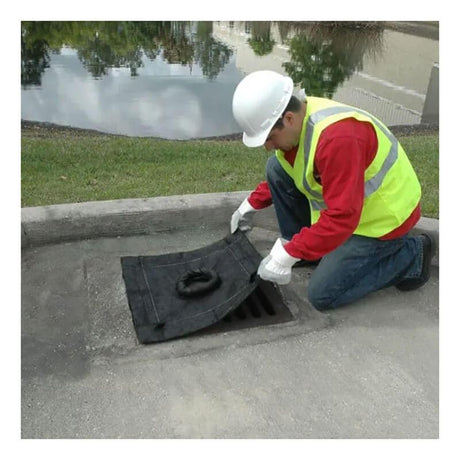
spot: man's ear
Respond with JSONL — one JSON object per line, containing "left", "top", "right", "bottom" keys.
{"left": 283, "top": 111, "right": 295, "bottom": 125}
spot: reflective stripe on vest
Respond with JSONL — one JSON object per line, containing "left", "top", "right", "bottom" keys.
{"left": 275, "top": 97, "right": 421, "bottom": 237}
{"left": 302, "top": 105, "right": 399, "bottom": 211}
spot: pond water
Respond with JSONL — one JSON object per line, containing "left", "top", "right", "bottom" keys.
{"left": 21, "top": 21, "right": 439, "bottom": 139}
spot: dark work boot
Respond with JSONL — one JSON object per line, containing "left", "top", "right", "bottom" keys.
{"left": 396, "top": 233, "right": 435, "bottom": 291}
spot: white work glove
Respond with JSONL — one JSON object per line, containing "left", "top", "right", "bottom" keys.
{"left": 230, "top": 198, "right": 258, "bottom": 233}
{"left": 257, "top": 238, "right": 300, "bottom": 285}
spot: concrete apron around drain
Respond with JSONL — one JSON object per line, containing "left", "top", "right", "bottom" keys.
{"left": 21, "top": 226, "right": 332, "bottom": 381}
{"left": 83, "top": 232, "right": 331, "bottom": 366}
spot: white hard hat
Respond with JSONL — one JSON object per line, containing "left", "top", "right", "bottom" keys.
{"left": 232, "top": 70, "right": 293, "bottom": 147}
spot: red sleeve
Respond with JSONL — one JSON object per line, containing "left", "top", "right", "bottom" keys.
{"left": 247, "top": 181, "right": 273, "bottom": 209}
{"left": 247, "top": 146, "right": 298, "bottom": 210}
{"left": 284, "top": 119, "right": 376, "bottom": 260}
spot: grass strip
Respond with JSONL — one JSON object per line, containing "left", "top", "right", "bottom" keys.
{"left": 21, "top": 132, "right": 439, "bottom": 218}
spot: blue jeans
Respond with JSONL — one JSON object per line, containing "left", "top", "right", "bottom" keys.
{"left": 265, "top": 155, "right": 423, "bottom": 310}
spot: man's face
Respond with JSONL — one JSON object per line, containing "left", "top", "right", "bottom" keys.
{"left": 263, "top": 112, "right": 301, "bottom": 152}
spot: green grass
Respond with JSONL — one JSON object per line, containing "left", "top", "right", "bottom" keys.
{"left": 398, "top": 134, "right": 439, "bottom": 218}
{"left": 21, "top": 135, "right": 270, "bottom": 206}
{"left": 21, "top": 131, "right": 439, "bottom": 218}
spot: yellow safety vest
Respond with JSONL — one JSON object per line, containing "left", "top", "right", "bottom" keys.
{"left": 275, "top": 97, "right": 421, "bottom": 237}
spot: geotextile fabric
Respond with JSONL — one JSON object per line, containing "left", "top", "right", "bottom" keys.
{"left": 121, "top": 230, "right": 262, "bottom": 343}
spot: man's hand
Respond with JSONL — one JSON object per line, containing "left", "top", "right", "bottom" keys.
{"left": 230, "top": 198, "right": 258, "bottom": 233}
{"left": 257, "top": 238, "right": 300, "bottom": 285}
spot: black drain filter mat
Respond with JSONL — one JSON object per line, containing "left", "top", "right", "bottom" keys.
{"left": 121, "top": 230, "right": 262, "bottom": 343}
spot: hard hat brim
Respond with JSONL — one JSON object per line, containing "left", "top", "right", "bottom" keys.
{"left": 242, "top": 128, "right": 273, "bottom": 148}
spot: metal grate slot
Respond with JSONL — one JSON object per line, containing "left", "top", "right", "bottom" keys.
{"left": 191, "top": 279, "right": 294, "bottom": 338}
{"left": 233, "top": 304, "right": 247, "bottom": 320}
{"left": 245, "top": 296, "right": 262, "bottom": 318}
{"left": 254, "top": 286, "right": 276, "bottom": 316}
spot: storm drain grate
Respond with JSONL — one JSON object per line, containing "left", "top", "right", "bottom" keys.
{"left": 121, "top": 232, "right": 295, "bottom": 343}
{"left": 193, "top": 279, "right": 294, "bottom": 337}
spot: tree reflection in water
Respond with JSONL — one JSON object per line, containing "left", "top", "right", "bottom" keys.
{"left": 282, "top": 22, "right": 384, "bottom": 97}
{"left": 21, "top": 21, "right": 384, "bottom": 98}
{"left": 21, "top": 21, "right": 233, "bottom": 86}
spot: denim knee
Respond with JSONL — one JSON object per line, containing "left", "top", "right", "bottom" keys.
{"left": 306, "top": 266, "right": 344, "bottom": 310}
{"left": 307, "top": 281, "right": 334, "bottom": 311}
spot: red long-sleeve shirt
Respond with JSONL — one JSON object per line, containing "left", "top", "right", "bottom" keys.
{"left": 248, "top": 118, "right": 421, "bottom": 260}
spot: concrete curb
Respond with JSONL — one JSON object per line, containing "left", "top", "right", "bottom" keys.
{"left": 21, "top": 191, "right": 439, "bottom": 266}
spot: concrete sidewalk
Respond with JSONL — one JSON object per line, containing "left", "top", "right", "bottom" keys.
{"left": 21, "top": 193, "right": 439, "bottom": 438}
